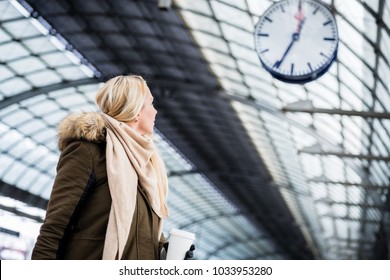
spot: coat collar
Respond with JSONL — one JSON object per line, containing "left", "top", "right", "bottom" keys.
{"left": 58, "top": 112, "right": 106, "bottom": 151}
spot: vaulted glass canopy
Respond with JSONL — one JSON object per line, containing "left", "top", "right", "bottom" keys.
{"left": 0, "top": 0, "right": 389, "bottom": 260}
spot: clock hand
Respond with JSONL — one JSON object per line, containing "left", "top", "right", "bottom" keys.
{"left": 295, "top": 16, "right": 306, "bottom": 35}
{"left": 273, "top": 32, "right": 299, "bottom": 68}
{"left": 294, "top": 0, "right": 305, "bottom": 34}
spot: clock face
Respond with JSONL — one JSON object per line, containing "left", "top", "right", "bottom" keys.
{"left": 254, "top": 0, "right": 338, "bottom": 83}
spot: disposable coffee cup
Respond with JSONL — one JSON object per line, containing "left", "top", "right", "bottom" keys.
{"left": 166, "top": 228, "right": 195, "bottom": 260}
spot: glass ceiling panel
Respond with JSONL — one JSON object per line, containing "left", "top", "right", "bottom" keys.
{"left": 0, "top": 0, "right": 96, "bottom": 103}
{"left": 336, "top": 0, "right": 377, "bottom": 43}
{"left": 176, "top": 0, "right": 390, "bottom": 259}
{"left": 180, "top": 11, "right": 219, "bottom": 34}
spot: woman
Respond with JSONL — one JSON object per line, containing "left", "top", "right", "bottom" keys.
{"left": 32, "top": 75, "right": 169, "bottom": 259}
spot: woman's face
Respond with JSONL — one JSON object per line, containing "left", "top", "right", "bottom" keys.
{"left": 136, "top": 88, "right": 157, "bottom": 135}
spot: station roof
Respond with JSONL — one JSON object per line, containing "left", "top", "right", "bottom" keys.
{"left": 0, "top": 0, "right": 389, "bottom": 259}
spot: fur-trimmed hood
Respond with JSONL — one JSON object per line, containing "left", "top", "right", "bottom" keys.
{"left": 58, "top": 112, "right": 106, "bottom": 151}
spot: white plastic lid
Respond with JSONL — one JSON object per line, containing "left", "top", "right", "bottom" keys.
{"left": 169, "top": 228, "right": 195, "bottom": 240}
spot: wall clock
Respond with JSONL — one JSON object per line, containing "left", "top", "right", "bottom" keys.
{"left": 254, "top": 0, "right": 338, "bottom": 84}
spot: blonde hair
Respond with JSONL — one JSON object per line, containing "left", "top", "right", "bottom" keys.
{"left": 97, "top": 75, "right": 168, "bottom": 216}
{"left": 96, "top": 75, "right": 149, "bottom": 122}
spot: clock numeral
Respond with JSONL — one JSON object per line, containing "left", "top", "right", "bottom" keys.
{"left": 290, "top": 63, "right": 294, "bottom": 75}
{"left": 258, "top": 33, "right": 269, "bottom": 37}
{"left": 323, "top": 37, "right": 336, "bottom": 41}
{"left": 323, "top": 20, "right": 332, "bottom": 26}
{"left": 265, "top": 16, "right": 273, "bottom": 22}
{"left": 320, "top": 52, "right": 328, "bottom": 58}
{"left": 313, "top": 6, "right": 319, "bottom": 15}
{"left": 261, "top": 49, "right": 269, "bottom": 54}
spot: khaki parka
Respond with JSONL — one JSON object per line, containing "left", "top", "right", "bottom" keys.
{"left": 31, "top": 112, "right": 167, "bottom": 260}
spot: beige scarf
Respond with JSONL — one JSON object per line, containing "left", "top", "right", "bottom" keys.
{"left": 101, "top": 113, "right": 169, "bottom": 259}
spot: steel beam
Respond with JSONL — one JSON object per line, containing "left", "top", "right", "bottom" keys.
{"left": 282, "top": 100, "right": 390, "bottom": 119}
{"left": 0, "top": 78, "right": 98, "bottom": 110}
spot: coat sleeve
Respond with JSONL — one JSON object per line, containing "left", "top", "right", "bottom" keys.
{"left": 31, "top": 141, "right": 96, "bottom": 259}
